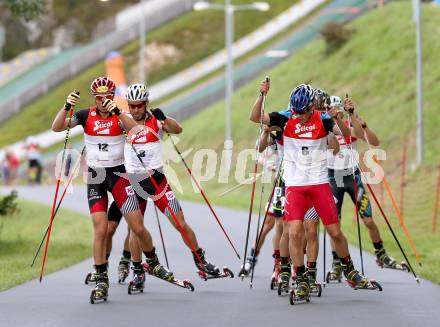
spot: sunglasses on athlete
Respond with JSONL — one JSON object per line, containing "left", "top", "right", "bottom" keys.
{"left": 94, "top": 94, "right": 114, "bottom": 101}
{"left": 128, "top": 103, "right": 146, "bottom": 109}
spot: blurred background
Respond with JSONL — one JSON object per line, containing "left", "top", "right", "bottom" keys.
{"left": 0, "top": 0, "right": 439, "bottom": 291}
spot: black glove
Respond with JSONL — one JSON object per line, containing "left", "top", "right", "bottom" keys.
{"left": 151, "top": 108, "right": 166, "bottom": 121}
{"left": 103, "top": 99, "right": 121, "bottom": 116}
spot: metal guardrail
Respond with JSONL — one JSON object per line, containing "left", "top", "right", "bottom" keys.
{"left": 0, "top": 0, "right": 198, "bottom": 123}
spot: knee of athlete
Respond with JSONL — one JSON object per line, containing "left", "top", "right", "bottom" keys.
{"left": 326, "top": 225, "right": 342, "bottom": 240}
{"left": 95, "top": 225, "right": 107, "bottom": 240}
{"left": 130, "top": 224, "right": 147, "bottom": 238}
{"left": 289, "top": 228, "right": 304, "bottom": 243}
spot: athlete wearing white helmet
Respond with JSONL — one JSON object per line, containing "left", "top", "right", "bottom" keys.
{"left": 107, "top": 83, "right": 222, "bottom": 289}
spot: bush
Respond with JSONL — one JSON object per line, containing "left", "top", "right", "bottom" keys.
{"left": 0, "top": 191, "right": 19, "bottom": 235}
{"left": 320, "top": 22, "right": 353, "bottom": 55}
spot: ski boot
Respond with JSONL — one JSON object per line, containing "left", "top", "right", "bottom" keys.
{"left": 118, "top": 258, "right": 130, "bottom": 284}
{"left": 375, "top": 248, "right": 410, "bottom": 272}
{"left": 306, "top": 267, "right": 322, "bottom": 297}
{"left": 196, "top": 249, "right": 233, "bottom": 280}
{"left": 277, "top": 264, "right": 291, "bottom": 296}
{"left": 290, "top": 274, "right": 310, "bottom": 305}
{"left": 239, "top": 248, "right": 257, "bottom": 279}
{"left": 326, "top": 259, "right": 343, "bottom": 284}
{"left": 345, "top": 267, "right": 382, "bottom": 291}
{"left": 145, "top": 255, "right": 174, "bottom": 282}
{"left": 270, "top": 256, "right": 281, "bottom": 290}
{"left": 90, "top": 271, "right": 109, "bottom": 304}
{"left": 128, "top": 265, "right": 146, "bottom": 294}
{"left": 84, "top": 270, "right": 97, "bottom": 285}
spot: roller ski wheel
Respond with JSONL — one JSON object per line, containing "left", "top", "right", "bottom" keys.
{"left": 326, "top": 262, "right": 343, "bottom": 284}
{"left": 277, "top": 272, "right": 290, "bottom": 296}
{"left": 128, "top": 280, "right": 144, "bottom": 294}
{"left": 289, "top": 288, "right": 311, "bottom": 305}
{"left": 376, "top": 259, "right": 410, "bottom": 272}
{"left": 127, "top": 268, "right": 145, "bottom": 295}
{"left": 142, "top": 263, "right": 194, "bottom": 292}
{"left": 238, "top": 263, "right": 251, "bottom": 279}
{"left": 90, "top": 289, "right": 107, "bottom": 304}
{"left": 310, "top": 282, "right": 322, "bottom": 297}
{"left": 90, "top": 273, "right": 108, "bottom": 304}
{"left": 346, "top": 270, "right": 383, "bottom": 291}
{"left": 84, "top": 271, "right": 96, "bottom": 285}
{"left": 198, "top": 267, "right": 234, "bottom": 281}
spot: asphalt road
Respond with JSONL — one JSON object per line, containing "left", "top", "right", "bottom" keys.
{"left": 0, "top": 185, "right": 439, "bottom": 327}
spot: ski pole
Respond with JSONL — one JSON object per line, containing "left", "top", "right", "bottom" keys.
{"left": 249, "top": 161, "right": 283, "bottom": 287}
{"left": 335, "top": 109, "right": 420, "bottom": 283}
{"left": 154, "top": 204, "right": 170, "bottom": 269}
{"left": 323, "top": 228, "right": 326, "bottom": 287}
{"left": 241, "top": 76, "right": 270, "bottom": 279}
{"left": 219, "top": 172, "right": 264, "bottom": 197}
{"left": 31, "top": 145, "right": 85, "bottom": 267}
{"left": 345, "top": 104, "right": 365, "bottom": 275}
{"left": 363, "top": 132, "right": 423, "bottom": 266}
{"left": 40, "top": 91, "right": 79, "bottom": 282}
{"left": 249, "top": 147, "right": 270, "bottom": 288}
{"left": 122, "top": 129, "right": 205, "bottom": 267}
{"left": 166, "top": 131, "right": 240, "bottom": 259}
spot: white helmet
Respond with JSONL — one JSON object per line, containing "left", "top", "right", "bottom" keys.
{"left": 125, "top": 83, "right": 149, "bottom": 102}
{"left": 330, "top": 95, "right": 343, "bottom": 111}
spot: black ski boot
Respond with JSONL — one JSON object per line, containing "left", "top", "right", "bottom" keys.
{"left": 128, "top": 264, "right": 146, "bottom": 294}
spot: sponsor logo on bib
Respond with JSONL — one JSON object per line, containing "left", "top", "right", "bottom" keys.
{"left": 125, "top": 186, "right": 135, "bottom": 196}
{"left": 294, "top": 123, "right": 316, "bottom": 135}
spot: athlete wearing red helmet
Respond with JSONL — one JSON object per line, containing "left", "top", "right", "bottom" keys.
{"left": 51, "top": 76, "right": 173, "bottom": 303}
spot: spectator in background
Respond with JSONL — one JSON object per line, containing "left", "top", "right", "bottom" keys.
{"left": 5, "top": 151, "right": 20, "bottom": 185}
{"left": 26, "top": 139, "right": 42, "bottom": 184}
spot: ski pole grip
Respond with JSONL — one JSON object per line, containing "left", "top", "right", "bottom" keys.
{"left": 65, "top": 90, "right": 80, "bottom": 111}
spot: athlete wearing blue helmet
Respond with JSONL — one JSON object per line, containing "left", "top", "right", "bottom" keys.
{"left": 289, "top": 84, "right": 315, "bottom": 113}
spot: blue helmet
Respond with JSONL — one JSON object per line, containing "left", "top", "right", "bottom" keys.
{"left": 289, "top": 84, "right": 315, "bottom": 113}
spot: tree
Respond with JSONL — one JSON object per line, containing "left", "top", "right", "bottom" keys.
{"left": 1, "top": 0, "right": 46, "bottom": 21}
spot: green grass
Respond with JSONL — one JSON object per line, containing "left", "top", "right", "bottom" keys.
{"left": 0, "top": 200, "right": 92, "bottom": 291}
{"left": 161, "top": 2, "right": 440, "bottom": 283}
{"left": 0, "top": 0, "right": 296, "bottom": 148}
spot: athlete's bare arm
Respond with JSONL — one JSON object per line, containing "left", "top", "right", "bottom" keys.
{"left": 257, "top": 126, "right": 274, "bottom": 153}
{"left": 349, "top": 113, "right": 364, "bottom": 139}
{"left": 51, "top": 92, "right": 81, "bottom": 132}
{"left": 328, "top": 134, "right": 340, "bottom": 155}
{"left": 357, "top": 116, "right": 380, "bottom": 146}
{"left": 118, "top": 112, "right": 138, "bottom": 132}
{"left": 162, "top": 116, "right": 182, "bottom": 134}
{"left": 249, "top": 79, "right": 271, "bottom": 125}
{"left": 328, "top": 108, "right": 350, "bottom": 136}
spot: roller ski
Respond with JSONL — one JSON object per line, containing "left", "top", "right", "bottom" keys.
{"left": 345, "top": 268, "right": 382, "bottom": 291}
{"left": 128, "top": 265, "right": 146, "bottom": 295}
{"left": 290, "top": 275, "right": 311, "bottom": 305}
{"left": 90, "top": 272, "right": 108, "bottom": 304}
{"left": 375, "top": 248, "right": 410, "bottom": 272}
{"left": 142, "top": 262, "right": 194, "bottom": 292}
{"left": 84, "top": 270, "right": 96, "bottom": 285}
{"left": 238, "top": 248, "right": 257, "bottom": 279}
{"left": 306, "top": 267, "right": 322, "bottom": 297}
{"left": 118, "top": 258, "right": 130, "bottom": 284}
{"left": 277, "top": 267, "right": 291, "bottom": 296}
{"left": 326, "top": 260, "right": 343, "bottom": 284}
{"left": 195, "top": 249, "right": 233, "bottom": 281}
{"left": 270, "top": 256, "right": 281, "bottom": 290}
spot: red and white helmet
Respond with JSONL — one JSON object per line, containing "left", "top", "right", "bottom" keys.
{"left": 90, "top": 77, "right": 116, "bottom": 95}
